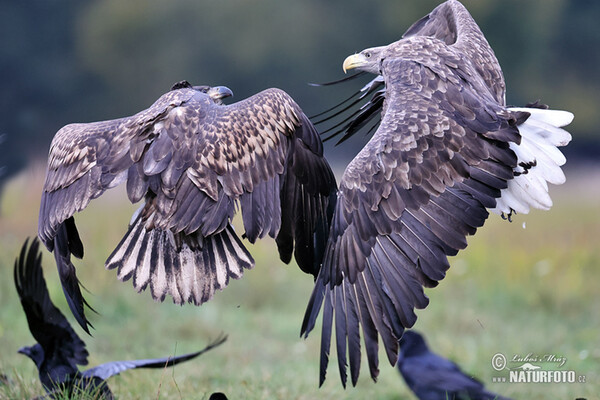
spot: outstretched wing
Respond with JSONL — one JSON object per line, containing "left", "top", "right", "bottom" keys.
{"left": 301, "top": 57, "right": 525, "bottom": 386}
{"left": 38, "top": 89, "right": 196, "bottom": 250}
{"left": 314, "top": 0, "right": 506, "bottom": 143}
{"left": 14, "top": 238, "right": 89, "bottom": 367}
{"left": 38, "top": 89, "right": 198, "bottom": 332}
{"left": 402, "top": 0, "right": 505, "bottom": 105}
{"left": 106, "top": 87, "right": 337, "bottom": 306}
{"left": 82, "top": 334, "right": 227, "bottom": 381}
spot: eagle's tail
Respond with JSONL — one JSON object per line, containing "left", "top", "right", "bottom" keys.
{"left": 492, "top": 106, "right": 573, "bottom": 219}
{"left": 106, "top": 210, "right": 254, "bottom": 305}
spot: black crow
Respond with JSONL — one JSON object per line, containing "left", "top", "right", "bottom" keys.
{"left": 14, "top": 237, "right": 227, "bottom": 399}
{"left": 397, "top": 330, "right": 510, "bottom": 400}
{"left": 209, "top": 392, "right": 229, "bottom": 400}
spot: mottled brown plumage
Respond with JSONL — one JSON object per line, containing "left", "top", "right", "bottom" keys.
{"left": 39, "top": 81, "right": 337, "bottom": 332}
{"left": 302, "top": 0, "right": 571, "bottom": 387}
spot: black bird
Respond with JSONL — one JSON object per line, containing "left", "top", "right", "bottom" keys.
{"left": 38, "top": 80, "right": 336, "bottom": 333}
{"left": 14, "top": 238, "right": 227, "bottom": 399}
{"left": 209, "top": 392, "right": 229, "bottom": 400}
{"left": 397, "top": 331, "right": 510, "bottom": 400}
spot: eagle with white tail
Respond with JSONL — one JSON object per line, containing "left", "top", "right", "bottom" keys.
{"left": 303, "top": 0, "right": 572, "bottom": 387}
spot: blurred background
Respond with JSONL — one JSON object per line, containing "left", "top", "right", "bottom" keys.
{"left": 1, "top": 0, "right": 599, "bottom": 182}
{"left": 0, "top": 1, "right": 599, "bottom": 399}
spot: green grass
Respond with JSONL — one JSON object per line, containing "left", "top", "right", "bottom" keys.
{"left": 0, "top": 164, "right": 598, "bottom": 399}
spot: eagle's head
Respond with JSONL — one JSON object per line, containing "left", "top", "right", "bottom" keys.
{"left": 342, "top": 46, "right": 387, "bottom": 75}
{"left": 170, "top": 80, "right": 233, "bottom": 105}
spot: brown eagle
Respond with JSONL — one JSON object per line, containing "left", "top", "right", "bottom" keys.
{"left": 302, "top": 0, "right": 572, "bottom": 387}
{"left": 38, "top": 80, "right": 337, "bottom": 333}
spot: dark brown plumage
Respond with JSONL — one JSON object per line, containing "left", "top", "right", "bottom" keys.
{"left": 302, "top": 0, "right": 572, "bottom": 387}
{"left": 38, "top": 80, "right": 337, "bottom": 332}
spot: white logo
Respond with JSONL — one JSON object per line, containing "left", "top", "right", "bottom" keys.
{"left": 490, "top": 352, "right": 586, "bottom": 384}
{"left": 491, "top": 353, "right": 507, "bottom": 371}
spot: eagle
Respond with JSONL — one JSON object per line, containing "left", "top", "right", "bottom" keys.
{"left": 14, "top": 238, "right": 227, "bottom": 399}
{"left": 38, "top": 80, "right": 337, "bottom": 333}
{"left": 301, "top": 0, "right": 573, "bottom": 387}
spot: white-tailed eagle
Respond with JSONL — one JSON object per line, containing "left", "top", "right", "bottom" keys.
{"left": 38, "top": 80, "right": 337, "bottom": 333}
{"left": 302, "top": 0, "right": 573, "bottom": 386}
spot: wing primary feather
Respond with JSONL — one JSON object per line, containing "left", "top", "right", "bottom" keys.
{"left": 308, "top": 71, "right": 367, "bottom": 88}
{"left": 345, "top": 282, "right": 362, "bottom": 387}
{"left": 53, "top": 221, "right": 95, "bottom": 334}
{"left": 355, "top": 275, "right": 380, "bottom": 382}
{"left": 362, "top": 257, "right": 402, "bottom": 365}
{"left": 83, "top": 334, "right": 228, "bottom": 381}
{"left": 301, "top": 276, "right": 327, "bottom": 338}
{"left": 334, "top": 282, "right": 348, "bottom": 388}
{"left": 312, "top": 94, "right": 374, "bottom": 126}
{"left": 319, "top": 289, "right": 334, "bottom": 387}
{"left": 309, "top": 89, "right": 364, "bottom": 120}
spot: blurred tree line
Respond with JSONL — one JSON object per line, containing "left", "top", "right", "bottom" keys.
{"left": 1, "top": 0, "right": 598, "bottom": 186}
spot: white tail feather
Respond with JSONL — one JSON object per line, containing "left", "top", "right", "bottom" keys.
{"left": 106, "top": 210, "right": 254, "bottom": 305}
{"left": 491, "top": 107, "right": 573, "bottom": 217}
{"left": 151, "top": 232, "right": 169, "bottom": 300}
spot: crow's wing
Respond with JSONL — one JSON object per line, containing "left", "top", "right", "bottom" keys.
{"left": 83, "top": 334, "right": 227, "bottom": 380}
{"left": 14, "top": 238, "right": 89, "bottom": 367}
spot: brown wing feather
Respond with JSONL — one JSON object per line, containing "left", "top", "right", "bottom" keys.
{"left": 105, "top": 88, "right": 336, "bottom": 309}
{"left": 402, "top": 0, "right": 505, "bottom": 104}
{"left": 38, "top": 89, "right": 197, "bottom": 332}
{"left": 154, "top": 89, "right": 300, "bottom": 234}
{"left": 301, "top": 56, "right": 523, "bottom": 386}
{"left": 38, "top": 89, "right": 196, "bottom": 249}
{"left": 40, "top": 84, "right": 336, "bottom": 330}
{"left": 202, "top": 89, "right": 336, "bottom": 275}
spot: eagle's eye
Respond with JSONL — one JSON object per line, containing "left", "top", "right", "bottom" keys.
{"left": 364, "top": 52, "right": 371, "bottom": 59}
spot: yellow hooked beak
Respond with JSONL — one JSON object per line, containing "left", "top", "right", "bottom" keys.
{"left": 342, "top": 53, "right": 369, "bottom": 73}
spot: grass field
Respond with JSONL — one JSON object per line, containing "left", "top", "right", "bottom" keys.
{"left": 0, "top": 163, "right": 598, "bottom": 399}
